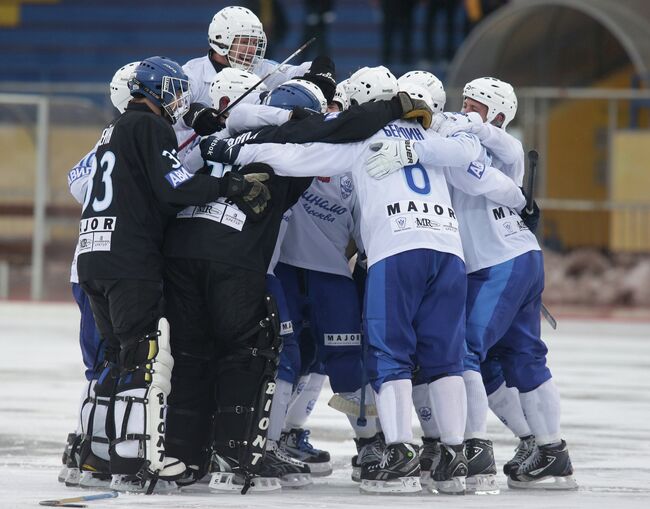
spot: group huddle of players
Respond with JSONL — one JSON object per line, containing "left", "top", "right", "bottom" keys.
{"left": 57, "top": 5, "right": 577, "bottom": 497}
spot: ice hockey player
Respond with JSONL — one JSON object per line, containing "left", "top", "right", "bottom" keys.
{"left": 58, "top": 61, "right": 139, "bottom": 489}
{"left": 76, "top": 55, "right": 271, "bottom": 494}
{"left": 430, "top": 77, "right": 577, "bottom": 491}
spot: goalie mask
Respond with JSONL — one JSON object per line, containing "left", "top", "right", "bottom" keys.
{"left": 463, "top": 77, "right": 517, "bottom": 128}
{"left": 110, "top": 61, "right": 140, "bottom": 113}
{"left": 209, "top": 68, "right": 268, "bottom": 111}
{"left": 345, "top": 66, "right": 398, "bottom": 105}
{"left": 398, "top": 70, "right": 446, "bottom": 114}
{"left": 209, "top": 6, "right": 267, "bottom": 72}
{"left": 265, "top": 78, "right": 328, "bottom": 113}
{"left": 128, "top": 56, "right": 191, "bottom": 124}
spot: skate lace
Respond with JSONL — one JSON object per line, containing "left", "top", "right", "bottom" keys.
{"left": 274, "top": 442, "right": 307, "bottom": 466}
{"left": 378, "top": 447, "right": 394, "bottom": 469}
{"left": 513, "top": 437, "right": 535, "bottom": 463}
{"left": 359, "top": 436, "right": 384, "bottom": 463}
{"left": 521, "top": 448, "right": 543, "bottom": 472}
{"left": 295, "top": 429, "right": 315, "bottom": 452}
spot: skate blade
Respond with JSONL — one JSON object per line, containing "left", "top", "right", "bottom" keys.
{"left": 280, "top": 473, "right": 313, "bottom": 488}
{"left": 305, "top": 461, "right": 333, "bottom": 477}
{"left": 466, "top": 474, "right": 500, "bottom": 495}
{"left": 209, "top": 473, "right": 282, "bottom": 492}
{"left": 360, "top": 476, "right": 422, "bottom": 494}
{"left": 431, "top": 476, "right": 466, "bottom": 495}
{"left": 420, "top": 470, "right": 433, "bottom": 488}
{"left": 508, "top": 474, "right": 579, "bottom": 491}
{"left": 110, "top": 477, "right": 178, "bottom": 494}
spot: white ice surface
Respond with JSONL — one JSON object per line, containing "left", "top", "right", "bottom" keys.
{"left": 1, "top": 302, "right": 649, "bottom": 508}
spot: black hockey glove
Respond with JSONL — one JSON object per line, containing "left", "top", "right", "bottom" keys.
{"left": 184, "top": 102, "right": 224, "bottom": 136}
{"left": 221, "top": 166, "right": 273, "bottom": 220}
{"left": 301, "top": 55, "right": 337, "bottom": 103}
{"left": 200, "top": 136, "right": 241, "bottom": 165}
{"left": 290, "top": 107, "right": 316, "bottom": 120}
{"left": 395, "top": 91, "right": 433, "bottom": 129}
{"left": 520, "top": 200, "right": 540, "bottom": 233}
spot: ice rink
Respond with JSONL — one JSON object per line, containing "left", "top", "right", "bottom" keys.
{"left": 1, "top": 301, "right": 649, "bottom": 508}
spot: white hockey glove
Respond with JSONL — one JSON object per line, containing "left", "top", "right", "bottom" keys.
{"left": 431, "top": 111, "right": 487, "bottom": 138}
{"left": 366, "top": 139, "right": 419, "bottom": 180}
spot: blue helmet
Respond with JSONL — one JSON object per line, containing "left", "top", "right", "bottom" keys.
{"left": 264, "top": 79, "right": 327, "bottom": 113}
{"left": 128, "top": 56, "right": 191, "bottom": 123}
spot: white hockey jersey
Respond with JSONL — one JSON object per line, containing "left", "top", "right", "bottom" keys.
{"left": 231, "top": 120, "right": 482, "bottom": 268}
{"left": 279, "top": 174, "right": 361, "bottom": 278}
{"left": 443, "top": 127, "right": 540, "bottom": 274}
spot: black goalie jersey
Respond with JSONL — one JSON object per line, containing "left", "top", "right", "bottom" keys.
{"left": 77, "top": 102, "right": 227, "bottom": 282}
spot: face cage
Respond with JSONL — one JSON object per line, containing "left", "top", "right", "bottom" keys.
{"left": 161, "top": 76, "right": 191, "bottom": 123}
{"left": 227, "top": 32, "right": 267, "bottom": 72}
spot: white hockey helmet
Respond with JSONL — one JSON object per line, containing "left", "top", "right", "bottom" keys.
{"left": 397, "top": 82, "right": 435, "bottom": 112}
{"left": 109, "top": 61, "right": 139, "bottom": 113}
{"left": 345, "top": 66, "right": 398, "bottom": 105}
{"left": 209, "top": 67, "right": 267, "bottom": 110}
{"left": 463, "top": 77, "right": 517, "bottom": 128}
{"left": 265, "top": 78, "right": 328, "bottom": 113}
{"left": 398, "top": 70, "right": 446, "bottom": 113}
{"left": 208, "top": 6, "right": 267, "bottom": 72}
{"left": 333, "top": 80, "right": 350, "bottom": 111}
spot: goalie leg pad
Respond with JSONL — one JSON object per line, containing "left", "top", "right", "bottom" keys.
{"left": 110, "top": 318, "right": 185, "bottom": 481}
{"left": 212, "top": 296, "right": 282, "bottom": 482}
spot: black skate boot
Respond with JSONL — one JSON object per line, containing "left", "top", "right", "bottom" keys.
{"left": 352, "top": 432, "right": 385, "bottom": 482}
{"left": 419, "top": 437, "right": 440, "bottom": 488}
{"left": 280, "top": 428, "right": 332, "bottom": 477}
{"left": 260, "top": 440, "right": 312, "bottom": 488}
{"left": 208, "top": 452, "right": 282, "bottom": 493}
{"left": 432, "top": 443, "right": 467, "bottom": 495}
{"left": 465, "top": 438, "right": 499, "bottom": 494}
{"left": 78, "top": 448, "right": 112, "bottom": 489}
{"left": 58, "top": 433, "right": 81, "bottom": 486}
{"left": 508, "top": 439, "right": 578, "bottom": 490}
{"left": 503, "top": 434, "right": 535, "bottom": 475}
{"left": 360, "top": 442, "right": 421, "bottom": 494}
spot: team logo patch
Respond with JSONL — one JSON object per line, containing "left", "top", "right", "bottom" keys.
{"left": 165, "top": 167, "right": 194, "bottom": 188}
{"left": 418, "top": 406, "right": 432, "bottom": 422}
{"left": 306, "top": 399, "right": 317, "bottom": 415}
{"left": 340, "top": 174, "right": 353, "bottom": 199}
{"left": 280, "top": 321, "right": 294, "bottom": 336}
{"left": 324, "top": 333, "right": 361, "bottom": 346}
{"left": 467, "top": 161, "right": 486, "bottom": 179}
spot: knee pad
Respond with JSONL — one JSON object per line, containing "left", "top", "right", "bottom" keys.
{"left": 111, "top": 318, "right": 184, "bottom": 481}
{"left": 212, "top": 295, "right": 282, "bottom": 479}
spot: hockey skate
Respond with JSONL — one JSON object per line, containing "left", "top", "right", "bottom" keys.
{"left": 465, "top": 438, "right": 499, "bottom": 495}
{"left": 419, "top": 437, "right": 440, "bottom": 488}
{"left": 208, "top": 452, "right": 282, "bottom": 493}
{"left": 58, "top": 433, "right": 81, "bottom": 486}
{"left": 280, "top": 428, "right": 332, "bottom": 476}
{"left": 110, "top": 473, "right": 179, "bottom": 494}
{"left": 263, "top": 440, "right": 312, "bottom": 487}
{"left": 352, "top": 432, "right": 384, "bottom": 482}
{"left": 508, "top": 439, "right": 578, "bottom": 490}
{"left": 503, "top": 434, "right": 535, "bottom": 475}
{"left": 360, "top": 443, "right": 422, "bottom": 494}
{"left": 432, "top": 443, "right": 467, "bottom": 495}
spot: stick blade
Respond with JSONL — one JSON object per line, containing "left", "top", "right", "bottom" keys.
{"left": 39, "top": 502, "right": 86, "bottom": 508}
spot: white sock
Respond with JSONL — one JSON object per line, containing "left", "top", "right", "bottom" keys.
{"left": 519, "top": 379, "right": 562, "bottom": 446}
{"left": 268, "top": 379, "right": 292, "bottom": 441}
{"left": 412, "top": 382, "right": 440, "bottom": 438}
{"left": 375, "top": 379, "right": 413, "bottom": 445}
{"left": 285, "top": 373, "right": 327, "bottom": 429}
{"left": 487, "top": 382, "right": 532, "bottom": 438}
{"left": 428, "top": 376, "right": 467, "bottom": 446}
{"left": 463, "top": 370, "right": 488, "bottom": 439}
{"left": 342, "top": 385, "right": 379, "bottom": 438}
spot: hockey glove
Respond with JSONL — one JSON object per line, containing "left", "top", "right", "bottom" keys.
{"left": 222, "top": 169, "right": 272, "bottom": 220}
{"left": 200, "top": 136, "right": 241, "bottom": 165}
{"left": 184, "top": 103, "right": 225, "bottom": 136}
{"left": 301, "top": 55, "right": 337, "bottom": 103}
{"left": 520, "top": 199, "right": 540, "bottom": 233}
{"left": 366, "top": 139, "right": 419, "bottom": 179}
{"left": 430, "top": 111, "right": 485, "bottom": 138}
{"left": 396, "top": 91, "right": 433, "bottom": 129}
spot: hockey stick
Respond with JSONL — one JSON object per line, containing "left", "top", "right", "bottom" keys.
{"left": 178, "top": 37, "right": 316, "bottom": 151}
{"left": 328, "top": 393, "right": 378, "bottom": 418}
{"left": 525, "top": 150, "right": 558, "bottom": 330}
{"left": 39, "top": 492, "right": 118, "bottom": 507}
